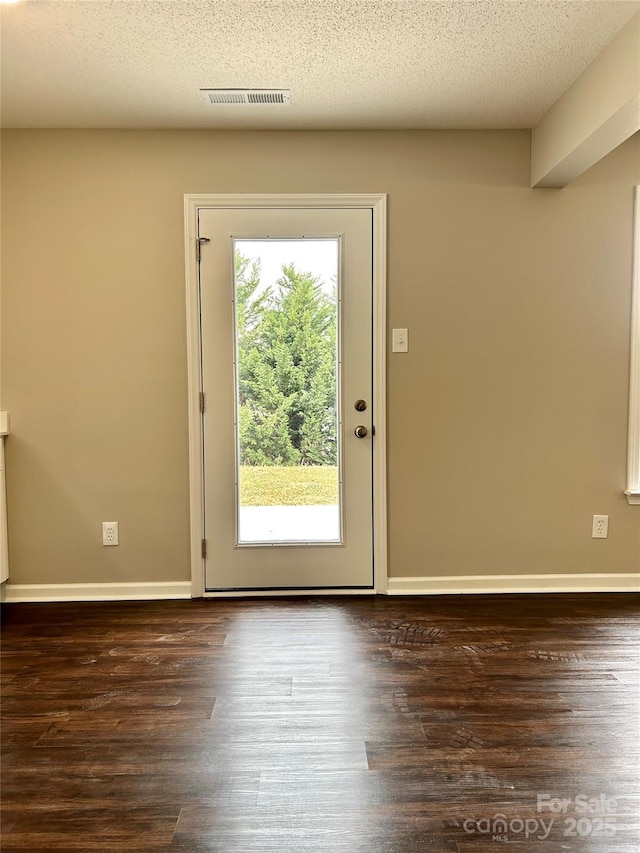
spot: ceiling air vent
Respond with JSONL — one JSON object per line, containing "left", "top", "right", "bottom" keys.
{"left": 200, "top": 89, "right": 291, "bottom": 105}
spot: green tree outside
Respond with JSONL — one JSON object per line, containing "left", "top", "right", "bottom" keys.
{"left": 235, "top": 253, "right": 338, "bottom": 467}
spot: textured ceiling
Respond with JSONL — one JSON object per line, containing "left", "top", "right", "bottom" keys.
{"left": 1, "top": 0, "right": 639, "bottom": 130}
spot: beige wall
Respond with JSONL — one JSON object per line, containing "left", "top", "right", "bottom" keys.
{"left": 1, "top": 129, "right": 638, "bottom": 586}
{"left": 531, "top": 12, "right": 640, "bottom": 188}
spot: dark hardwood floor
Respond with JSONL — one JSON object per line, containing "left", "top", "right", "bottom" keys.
{"left": 1, "top": 593, "right": 639, "bottom": 852}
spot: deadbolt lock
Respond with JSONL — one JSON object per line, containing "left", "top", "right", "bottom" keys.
{"left": 354, "top": 399, "right": 367, "bottom": 412}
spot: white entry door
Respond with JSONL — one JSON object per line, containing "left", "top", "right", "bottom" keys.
{"left": 198, "top": 205, "right": 375, "bottom": 591}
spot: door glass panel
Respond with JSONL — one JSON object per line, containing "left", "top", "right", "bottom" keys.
{"left": 233, "top": 239, "right": 341, "bottom": 544}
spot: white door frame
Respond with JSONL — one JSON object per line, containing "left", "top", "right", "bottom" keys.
{"left": 184, "top": 194, "right": 387, "bottom": 597}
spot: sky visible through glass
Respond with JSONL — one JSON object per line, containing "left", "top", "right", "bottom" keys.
{"left": 234, "top": 239, "right": 338, "bottom": 294}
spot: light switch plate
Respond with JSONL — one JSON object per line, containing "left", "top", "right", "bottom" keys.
{"left": 392, "top": 328, "right": 409, "bottom": 353}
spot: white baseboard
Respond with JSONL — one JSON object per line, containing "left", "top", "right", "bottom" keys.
{"left": 2, "top": 574, "right": 638, "bottom": 603}
{"left": 0, "top": 581, "right": 192, "bottom": 603}
{"left": 386, "top": 573, "right": 640, "bottom": 595}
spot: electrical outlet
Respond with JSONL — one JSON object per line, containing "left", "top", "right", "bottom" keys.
{"left": 102, "top": 521, "right": 119, "bottom": 546}
{"left": 592, "top": 515, "right": 608, "bottom": 539}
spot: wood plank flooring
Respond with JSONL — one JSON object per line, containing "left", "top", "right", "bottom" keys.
{"left": 1, "top": 593, "right": 639, "bottom": 851}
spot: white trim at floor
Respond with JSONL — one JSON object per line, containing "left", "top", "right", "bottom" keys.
{"left": 0, "top": 581, "right": 192, "bottom": 603}
{"left": 2, "top": 574, "right": 638, "bottom": 602}
{"left": 387, "top": 573, "right": 640, "bottom": 595}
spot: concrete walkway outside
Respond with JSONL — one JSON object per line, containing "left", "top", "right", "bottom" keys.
{"left": 239, "top": 505, "right": 340, "bottom": 543}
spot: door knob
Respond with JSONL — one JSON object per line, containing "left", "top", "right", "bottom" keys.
{"left": 354, "top": 425, "right": 368, "bottom": 438}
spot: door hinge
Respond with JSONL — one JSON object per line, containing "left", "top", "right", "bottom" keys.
{"left": 196, "top": 236, "right": 210, "bottom": 263}
{"left": 199, "top": 392, "right": 205, "bottom": 413}
{"left": 201, "top": 539, "right": 207, "bottom": 559}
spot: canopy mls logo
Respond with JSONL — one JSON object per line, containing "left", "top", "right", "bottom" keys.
{"left": 461, "top": 792, "right": 620, "bottom": 843}
{"left": 463, "top": 815, "right": 554, "bottom": 842}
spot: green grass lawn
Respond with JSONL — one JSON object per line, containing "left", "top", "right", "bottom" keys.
{"left": 239, "top": 466, "right": 339, "bottom": 506}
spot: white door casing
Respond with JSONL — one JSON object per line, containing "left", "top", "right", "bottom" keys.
{"left": 184, "top": 194, "right": 387, "bottom": 596}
